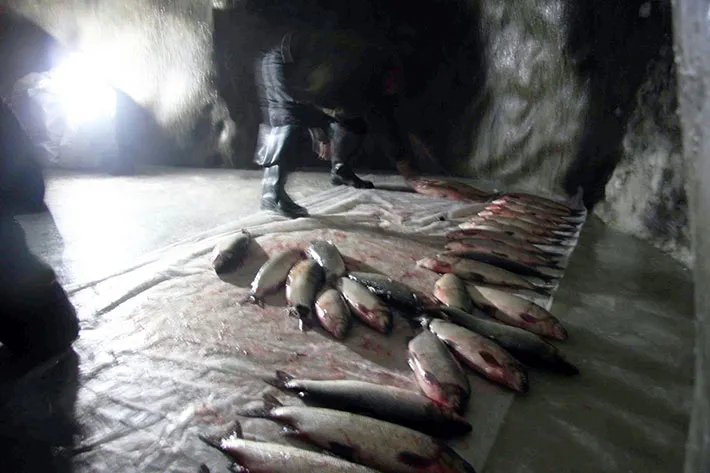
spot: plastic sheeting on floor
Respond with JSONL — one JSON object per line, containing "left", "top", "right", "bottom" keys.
{"left": 62, "top": 185, "right": 691, "bottom": 473}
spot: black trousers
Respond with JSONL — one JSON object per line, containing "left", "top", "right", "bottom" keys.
{"left": 257, "top": 49, "right": 367, "bottom": 169}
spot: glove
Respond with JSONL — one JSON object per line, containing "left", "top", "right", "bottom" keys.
{"left": 308, "top": 128, "right": 332, "bottom": 160}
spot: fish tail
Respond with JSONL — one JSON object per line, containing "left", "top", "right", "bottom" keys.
{"left": 263, "top": 370, "right": 295, "bottom": 392}
{"left": 198, "top": 434, "right": 223, "bottom": 451}
{"left": 553, "top": 356, "right": 580, "bottom": 375}
{"left": 239, "top": 293, "right": 263, "bottom": 307}
{"left": 199, "top": 420, "right": 243, "bottom": 452}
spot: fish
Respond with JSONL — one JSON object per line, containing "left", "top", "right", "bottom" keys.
{"left": 238, "top": 395, "right": 477, "bottom": 473}
{"left": 314, "top": 287, "right": 351, "bottom": 339}
{"left": 481, "top": 207, "right": 578, "bottom": 231}
{"left": 443, "top": 246, "right": 563, "bottom": 282}
{"left": 433, "top": 274, "right": 473, "bottom": 312}
{"left": 439, "top": 306, "right": 578, "bottom": 374}
{"left": 199, "top": 421, "right": 379, "bottom": 473}
{"left": 265, "top": 370, "right": 472, "bottom": 437}
{"left": 467, "top": 285, "right": 568, "bottom": 340}
{"left": 487, "top": 201, "right": 581, "bottom": 225}
{"left": 428, "top": 319, "right": 528, "bottom": 393}
{"left": 493, "top": 194, "right": 579, "bottom": 216}
{"left": 211, "top": 230, "right": 252, "bottom": 274}
{"left": 409, "top": 178, "right": 488, "bottom": 202}
{"left": 476, "top": 213, "right": 574, "bottom": 238}
{"left": 445, "top": 229, "right": 552, "bottom": 255}
{"left": 336, "top": 277, "right": 393, "bottom": 334}
{"left": 444, "top": 239, "right": 558, "bottom": 267}
{"left": 417, "top": 254, "right": 544, "bottom": 292}
{"left": 306, "top": 240, "right": 347, "bottom": 281}
{"left": 286, "top": 260, "right": 325, "bottom": 328}
{"left": 242, "top": 248, "right": 304, "bottom": 304}
{"left": 408, "top": 329, "right": 470, "bottom": 413}
{"left": 347, "top": 272, "right": 432, "bottom": 314}
{"left": 458, "top": 220, "right": 567, "bottom": 246}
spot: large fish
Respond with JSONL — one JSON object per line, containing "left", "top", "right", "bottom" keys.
{"left": 443, "top": 246, "right": 562, "bottom": 282}
{"left": 409, "top": 178, "right": 489, "bottom": 202}
{"left": 238, "top": 395, "right": 477, "bottom": 473}
{"left": 467, "top": 285, "right": 567, "bottom": 340}
{"left": 199, "top": 421, "right": 379, "bottom": 473}
{"left": 265, "top": 370, "right": 472, "bottom": 437}
{"left": 458, "top": 220, "right": 566, "bottom": 246}
{"left": 212, "top": 230, "right": 252, "bottom": 274}
{"left": 417, "top": 254, "right": 544, "bottom": 292}
{"left": 433, "top": 274, "right": 473, "bottom": 312}
{"left": 314, "top": 287, "right": 351, "bottom": 339}
{"left": 428, "top": 319, "right": 528, "bottom": 393}
{"left": 242, "top": 248, "right": 304, "bottom": 304}
{"left": 476, "top": 213, "right": 574, "bottom": 238}
{"left": 286, "top": 260, "right": 325, "bottom": 328}
{"left": 306, "top": 240, "right": 347, "bottom": 281}
{"left": 336, "top": 277, "right": 393, "bottom": 334}
{"left": 408, "top": 329, "right": 470, "bottom": 413}
{"left": 480, "top": 206, "right": 577, "bottom": 231}
{"left": 439, "top": 306, "right": 578, "bottom": 374}
{"left": 347, "top": 272, "right": 433, "bottom": 314}
{"left": 493, "top": 194, "right": 579, "bottom": 216}
{"left": 444, "top": 239, "right": 557, "bottom": 267}
{"left": 445, "top": 229, "right": 551, "bottom": 255}
{"left": 487, "top": 201, "right": 581, "bottom": 225}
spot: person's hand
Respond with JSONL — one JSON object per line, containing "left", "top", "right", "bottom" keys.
{"left": 317, "top": 140, "right": 332, "bottom": 160}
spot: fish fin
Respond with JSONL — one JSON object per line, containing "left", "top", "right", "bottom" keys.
{"left": 397, "top": 451, "right": 436, "bottom": 468}
{"left": 479, "top": 351, "right": 503, "bottom": 367}
{"left": 198, "top": 434, "right": 223, "bottom": 451}
{"left": 328, "top": 441, "right": 358, "bottom": 461}
{"left": 199, "top": 464, "right": 211, "bottom": 473}
{"left": 440, "top": 444, "right": 478, "bottom": 473}
{"left": 553, "top": 356, "right": 579, "bottom": 375}
{"left": 239, "top": 293, "right": 263, "bottom": 307}
{"left": 234, "top": 401, "right": 273, "bottom": 419}
{"left": 262, "top": 393, "right": 283, "bottom": 409}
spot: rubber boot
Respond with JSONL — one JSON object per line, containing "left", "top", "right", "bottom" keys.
{"left": 0, "top": 216, "right": 78, "bottom": 361}
{"left": 329, "top": 122, "right": 373, "bottom": 189}
{"left": 260, "top": 165, "right": 309, "bottom": 219}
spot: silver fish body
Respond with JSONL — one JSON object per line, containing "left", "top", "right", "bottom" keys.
{"left": 444, "top": 239, "right": 557, "bottom": 267}
{"left": 428, "top": 319, "right": 528, "bottom": 393}
{"left": 286, "top": 260, "right": 325, "bottom": 323}
{"left": 439, "top": 306, "right": 578, "bottom": 374}
{"left": 347, "top": 272, "right": 429, "bottom": 314}
{"left": 336, "top": 277, "right": 393, "bottom": 334}
{"left": 212, "top": 230, "right": 252, "bottom": 274}
{"left": 239, "top": 399, "right": 476, "bottom": 473}
{"left": 458, "top": 220, "right": 564, "bottom": 246}
{"left": 200, "top": 424, "right": 379, "bottom": 473}
{"left": 467, "top": 285, "right": 568, "bottom": 340}
{"left": 417, "top": 254, "right": 540, "bottom": 292}
{"left": 306, "top": 240, "right": 347, "bottom": 281}
{"left": 265, "top": 371, "right": 472, "bottom": 437}
{"left": 442, "top": 247, "right": 562, "bottom": 282}
{"left": 445, "top": 230, "right": 551, "bottom": 255}
{"left": 245, "top": 248, "right": 304, "bottom": 303}
{"left": 495, "top": 193, "right": 577, "bottom": 214}
{"left": 408, "top": 329, "right": 470, "bottom": 413}
{"left": 434, "top": 274, "right": 473, "bottom": 312}
{"left": 314, "top": 287, "right": 351, "bottom": 339}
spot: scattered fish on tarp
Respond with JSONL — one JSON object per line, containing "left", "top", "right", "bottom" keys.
{"left": 336, "top": 277, "right": 393, "bottom": 334}
{"left": 242, "top": 248, "right": 304, "bottom": 305}
{"left": 408, "top": 329, "right": 471, "bottom": 413}
{"left": 434, "top": 274, "right": 473, "bottom": 313}
{"left": 428, "top": 319, "right": 529, "bottom": 393}
{"left": 212, "top": 230, "right": 252, "bottom": 274}
{"left": 306, "top": 240, "right": 347, "bottom": 282}
{"left": 265, "top": 370, "right": 472, "bottom": 437}
{"left": 285, "top": 259, "right": 325, "bottom": 329}
{"left": 439, "top": 306, "right": 578, "bottom": 375}
{"left": 467, "top": 285, "right": 568, "bottom": 341}
{"left": 347, "top": 272, "right": 433, "bottom": 315}
{"left": 314, "top": 287, "right": 352, "bottom": 339}
{"left": 237, "top": 394, "right": 477, "bottom": 473}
